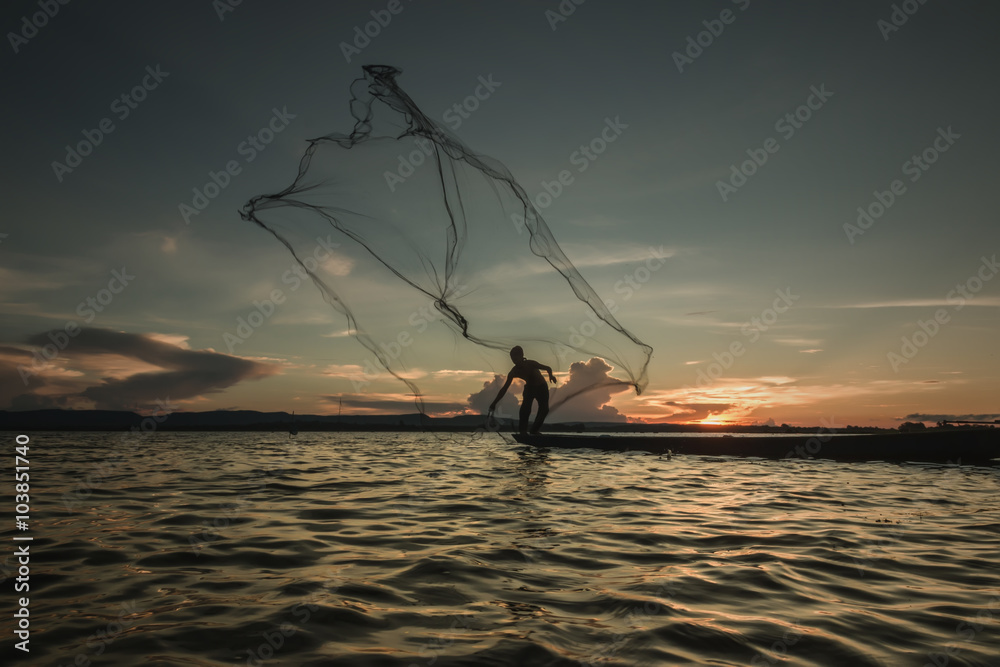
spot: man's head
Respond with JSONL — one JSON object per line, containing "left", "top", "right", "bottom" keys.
{"left": 510, "top": 345, "right": 524, "bottom": 363}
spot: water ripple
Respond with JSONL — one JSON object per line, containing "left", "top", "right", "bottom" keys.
{"left": 12, "top": 431, "right": 1000, "bottom": 666}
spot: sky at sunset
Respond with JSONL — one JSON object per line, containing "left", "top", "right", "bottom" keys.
{"left": 2, "top": 0, "right": 998, "bottom": 427}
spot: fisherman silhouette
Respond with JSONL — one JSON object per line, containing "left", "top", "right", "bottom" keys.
{"left": 489, "top": 346, "right": 557, "bottom": 435}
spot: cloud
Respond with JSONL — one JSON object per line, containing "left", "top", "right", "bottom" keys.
{"left": 467, "top": 358, "right": 635, "bottom": 423}
{"left": 320, "top": 254, "right": 355, "bottom": 277}
{"left": 62, "top": 352, "right": 163, "bottom": 380}
{"left": 773, "top": 337, "right": 823, "bottom": 347}
{"left": 646, "top": 400, "right": 737, "bottom": 423}
{"left": 558, "top": 243, "right": 677, "bottom": 268}
{"left": 0, "top": 346, "right": 65, "bottom": 409}
{"left": 144, "top": 333, "right": 191, "bottom": 348}
{"left": 467, "top": 374, "right": 520, "bottom": 416}
{"left": 323, "top": 393, "right": 464, "bottom": 415}
{"left": 830, "top": 298, "right": 1000, "bottom": 309}
{"left": 321, "top": 363, "right": 426, "bottom": 382}
{"left": 321, "top": 364, "right": 369, "bottom": 381}
{"left": 480, "top": 244, "right": 675, "bottom": 282}
{"left": 548, "top": 357, "right": 632, "bottom": 423}
{"left": 901, "top": 413, "right": 1000, "bottom": 423}
{"left": 642, "top": 375, "right": 955, "bottom": 424}
{"left": 434, "top": 369, "right": 493, "bottom": 379}
{"left": 0, "top": 255, "right": 106, "bottom": 298}
{"left": 0, "top": 344, "right": 102, "bottom": 410}
{"left": 4, "top": 328, "right": 278, "bottom": 410}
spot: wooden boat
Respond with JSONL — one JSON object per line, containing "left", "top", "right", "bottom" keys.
{"left": 512, "top": 429, "right": 1000, "bottom": 464}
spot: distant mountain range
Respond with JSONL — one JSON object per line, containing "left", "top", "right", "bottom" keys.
{"left": 0, "top": 409, "right": 461, "bottom": 431}
{"left": 0, "top": 409, "right": 892, "bottom": 433}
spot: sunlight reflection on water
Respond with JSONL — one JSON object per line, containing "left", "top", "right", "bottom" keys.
{"left": 14, "top": 431, "right": 1000, "bottom": 666}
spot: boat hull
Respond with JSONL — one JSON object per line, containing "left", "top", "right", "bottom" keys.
{"left": 511, "top": 430, "right": 1000, "bottom": 464}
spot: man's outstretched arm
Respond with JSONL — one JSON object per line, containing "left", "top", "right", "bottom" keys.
{"left": 536, "top": 362, "right": 557, "bottom": 383}
{"left": 489, "top": 371, "right": 515, "bottom": 411}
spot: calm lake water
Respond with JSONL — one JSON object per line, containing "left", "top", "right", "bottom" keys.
{"left": 4, "top": 431, "right": 999, "bottom": 666}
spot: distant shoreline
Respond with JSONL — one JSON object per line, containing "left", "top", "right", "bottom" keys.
{"left": 0, "top": 408, "right": 967, "bottom": 433}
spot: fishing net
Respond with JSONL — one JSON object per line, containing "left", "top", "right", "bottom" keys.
{"left": 241, "top": 65, "right": 651, "bottom": 419}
